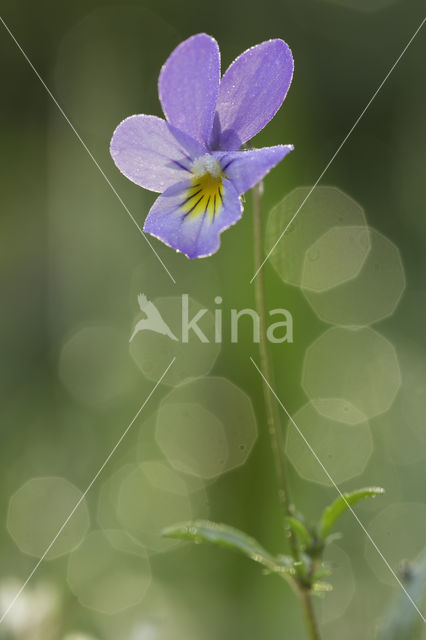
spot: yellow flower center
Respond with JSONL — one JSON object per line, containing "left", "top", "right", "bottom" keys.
{"left": 181, "top": 155, "right": 224, "bottom": 220}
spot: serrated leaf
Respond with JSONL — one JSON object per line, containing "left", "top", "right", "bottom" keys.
{"left": 163, "top": 520, "right": 294, "bottom": 576}
{"left": 285, "top": 516, "right": 312, "bottom": 548}
{"left": 319, "top": 487, "right": 384, "bottom": 539}
{"left": 376, "top": 550, "right": 426, "bottom": 640}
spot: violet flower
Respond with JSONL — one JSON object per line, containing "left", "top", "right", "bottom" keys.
{"left": 110, "top": 34, "right": 294, "bottom": 259}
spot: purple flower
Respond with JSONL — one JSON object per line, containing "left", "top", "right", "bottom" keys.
{"left": 110, "top": 34, "right": 294, "bottom": 259}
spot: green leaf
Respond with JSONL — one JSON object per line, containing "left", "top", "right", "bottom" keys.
{"left": 312, "top": 564, "right": 332, "bottom": 581}
{"left": 312, "top": 581, "right": 333, "bottom": 595}
{"left": 377, "top": 550, "right": 426, "bottom": 640}
{"left": 163, "top": 520, "right": 294, "bottom": 577}
{"left": 285, "top": 517, "right": 312, "bottom": 548}
{"left": 323, "top": 532, "right": 342, "bottom": 546}
{"left": 319, "top": 487, "right": 384, "bottom": 539}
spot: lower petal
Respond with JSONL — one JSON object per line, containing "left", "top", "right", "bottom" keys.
{"left": 143, "top": 178, "right": 243, "bottom": 259}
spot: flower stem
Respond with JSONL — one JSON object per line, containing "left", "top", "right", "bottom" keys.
{"left": 252, "top": 181, "right": 295, "bottom": 537}
{"left": 300, "top": 589, "right": 322, "bottom": 640}
{"left": 251, "top": 182, "right": 321, "bottom": 640}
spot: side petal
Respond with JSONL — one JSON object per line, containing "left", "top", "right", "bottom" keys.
{"left": 212, "top": 39, "right": 294, "bottom": 150}
{"left": 216, "top": 145, "right": 294, "bottom": 195}
{"left": 143, "top": 178, "right": 243, "bottom": 259}
{"left": 158, "top": 33, "right": 220, "bottom": 147}
{"left": 110, "top": 114, "right": 205, "bottom": 193}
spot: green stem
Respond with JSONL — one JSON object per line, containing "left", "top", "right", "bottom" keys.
{"left": 300, "top": 590, "right": 322, "bottom": 640}
{"left": 252, "top": 182, "right": 321, "bottom": 640}
{"left": 252, "top": 182, "right": 295, "bottom": 540}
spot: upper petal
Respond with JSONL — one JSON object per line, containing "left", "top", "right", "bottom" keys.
{"left": 143, "top": 178, "right": 242, "bottom": 259}
{"left": 110, "top": 114, "right": 205, "bottom": 193}
{"left": 158, "top": 33, "right": 220, "bottom": 147}
{"left": 211, "top": 39, "right": 294, "bottom": 150}
{"left": 216, "top": 145, "right": 294, "bottom": 195}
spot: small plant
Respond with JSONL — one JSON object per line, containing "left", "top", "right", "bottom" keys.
{"left": 110, "top": 33, "right": 397, "bottom": 640}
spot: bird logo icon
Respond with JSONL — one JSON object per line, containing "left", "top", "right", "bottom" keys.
{"left": 129, "top": 294, "right": 178, "bottom": 343}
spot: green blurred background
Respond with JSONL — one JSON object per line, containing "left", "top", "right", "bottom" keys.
{"left": 0, "top": 0, "right": 425, "bottom": 638}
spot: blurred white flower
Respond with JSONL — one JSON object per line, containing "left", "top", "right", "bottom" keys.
{"left": 64, "top": 634, "right": 100, "bottom": 640}
{"left": 129, "top": 622, "right": 158, "bottom": 640}
{"left": 0, "top": 578, "right": 59, "bottom": 637}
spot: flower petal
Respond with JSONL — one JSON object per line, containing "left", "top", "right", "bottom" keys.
{"left": 158, "top": 33, "right": 220, "bottom": 147}
{"left": 211, "top": 39, "right": 294, "bottom": 150}
{"left": 215, "top": 145, "right": 294, "bottom": 195}
{"left": 143, "top": 178, "right": 242, "bottom": 259}
{"left": 110, "top": 115, "right": 205, "bottom": 193}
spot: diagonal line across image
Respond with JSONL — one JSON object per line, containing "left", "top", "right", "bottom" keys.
{"left": 0, "top": 357, "right": 176, "bottom": 625}
{"left": 0, "top": 16, "right": 176, "bottom": 284}
{"left": 250, "top": 15, "right": 426, "bottom": 284}
{"left": 250, "top": 355, "right": 426, "bottom": 624}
